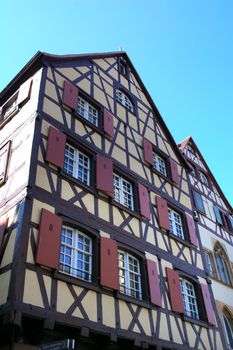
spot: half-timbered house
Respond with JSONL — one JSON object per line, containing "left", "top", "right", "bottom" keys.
{"left": 0, "top": 52, "right": 226, "bottom": 349}
{"left": 179, "top": 137, "right": 233, "bottom": 349}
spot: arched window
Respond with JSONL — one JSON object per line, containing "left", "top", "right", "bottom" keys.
{"left": 116, "top": 90, "right": 134, "bottom": 112}
{"left": 222, "top": 308, "right": 233, "bottom": 349}
{"left": 214, "top": 243, "right": 232, "bottom": 285}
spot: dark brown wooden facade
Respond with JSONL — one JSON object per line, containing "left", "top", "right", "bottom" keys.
{"left": 0, "top": 52, "right": 228, "bottom": 349}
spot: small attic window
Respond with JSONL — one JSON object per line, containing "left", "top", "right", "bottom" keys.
{"left": 116, "top": 90, "right": 134, "bottom": 113}
{"left": 1, "top": 93, "right": 18, "bottom": 123}
{"left": 119, "top": 59, "right": 128, "bottom": 77}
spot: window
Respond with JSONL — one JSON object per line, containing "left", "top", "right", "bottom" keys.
{"left": 204, "top": 250, "right": 215, "bottom": 277}
{"left": 1, "top": 96, "right": 18, "bottom": 122}
{"left": 180, "top": 278, "right": 199, "bottom": 319}
{"left": 213, "top": 205, "right": 223, "bottom": 225}
{"left": 59, "top": 226, "right": 92, "bottom": 282}
{"left": 0, "top": 141, "right": 11, "bottom": 186}
{"left": 119, "top": 59, "right": 128, "bottom": 77}
{"left": 118, "top": 250, "right": 142, "bottom": 299}
{"left": 64, "top": 144, "right": 90, "bottom": 185}
{"left": 199, "top": 171, "right": 209, "bottom": 186}
{"left": 168, "top": 208, "right": 184, "bottom": 239}
{"left": 222, "top": 310, "right": 233, "bottom": 349}
{"left": 113, "top": 173, "right": 134, "bottom": 210}
{"left": 116, "top": 90, "right": 134, "bottom": 112}
{"left": 188, "top": 162, "right": 196, "bottom": 176}
{"left": 221, "top": 213, "right": 233, "bottom": 233}
{"left": 214, "top": 243, "right": 231, "bottom": 285}
{"left": 193, "top": 191, "right": 205, "bottom": 213}
{"left": 153, "top": 152, "right": 167, "bottom": 176}
{"left": 230, "top": 217, "right": 233, "bottom": 232}
{"left": 77, "top": 96, "right": 98, "bottom": 127}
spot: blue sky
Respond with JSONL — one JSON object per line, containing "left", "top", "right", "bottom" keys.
{"left": 1, "top": 0, "right": 232, "bottom": 206}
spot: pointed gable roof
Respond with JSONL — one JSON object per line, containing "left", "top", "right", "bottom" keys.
{"left": 178, "top": 136, "right": 232, "bottom": 212}
{"left": 0, "top": 50, "right": 189, "bottom": 169}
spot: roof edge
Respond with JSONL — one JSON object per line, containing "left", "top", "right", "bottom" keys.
{"left": 178, "top": 136, "right": 232, "bottom": 212}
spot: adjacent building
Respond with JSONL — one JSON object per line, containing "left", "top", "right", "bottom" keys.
{"left": 179, "top": 137, "right": 233, "bottom": 349}
{"left": 0, "top": 51, "right": 229, "bottom": 349}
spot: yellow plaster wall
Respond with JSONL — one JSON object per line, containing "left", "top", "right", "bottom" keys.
{"left": 102, "top": 294, "right": 116, "bottom": 328}
{"left": 158, "top": 312, "right": 170, "bottom": 341}
{"left": 31, "top": 199, "right": 55, "bottom": 224}
{"left": 23, "top": 270, "right": 44, "bottom": 307}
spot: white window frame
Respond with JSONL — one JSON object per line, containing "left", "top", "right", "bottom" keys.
{"left": 77, "top": 96, "right": 98, "bottom": 127}
{"left": 168, "top": 208, "right": 184, "bottom": 239}
{"left": 64, "top": 144, "right": 90, "bottom": 185}
{"left": 153, "top": 152, "right": 167, "bottom": 176}
{"left": 180, "top": 278, "right": 199, "bottom": 319}
{"left": 113, "top": 173, "right": 134, "bottom": 210}
{"left": 118, "top": 250, "right": 142, "bottom": 299}
{"left": 116, "top": 90, "right": 134, "bottom": 113}
{"left": 59, "top": 226, "right": 92, "bottom": 282}
{"left": 199, "top": 171, "right": 208, "bottom": 186}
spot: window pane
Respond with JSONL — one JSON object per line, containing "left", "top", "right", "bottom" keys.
{"left": 118, "top": 251, "right": 141, "bottom": 300}
{"left": 194, "top": 191, "right": 205, "bottom": 213}
{"left": 116, "top": 90, "right": 133, "bottom": 112}
{"left": 168, "top": 208, "right": 184, "bottom": 239}
{"left": 180, "top": 279, "right": 199, "bottom": 319}
{"left": 60, "top": 227, "right": 92, "bottom": 282}
{"left": 223, "top": 314, "right": 233, "bottom": 348}
{"left": 153, "top": 153, "right": 167, "bottom": 176}
{"left": 64, "top": 144, "right": 90, "bottom": 185}
{"left": 213, "top": 206, "right": 223, "bottom": 225}
{"left": 77, "top": 96, "right": 98, "bottom": 126}
{"left": 113, "top": 173, "right": 134, "bottom": 210}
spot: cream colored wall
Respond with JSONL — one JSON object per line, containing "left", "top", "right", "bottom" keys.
{"left": 211, "top": 280, "right": 233, "bottom": 308}
{"left": 199, "top": 225, "right": 233, "bottom": 261}
{"left": 0, "top": 69, "right": 42, "bottom": 212}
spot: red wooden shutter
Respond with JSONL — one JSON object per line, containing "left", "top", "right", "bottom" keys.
{"left": 96, "top": 155, "right": 113, "bottom": 197}
{"left": 36, "top": 209, "right": 62, "bottom": 269}
{"left": 104, "top": 109, "right": 114, "bottom": 138}
{"left": 100, "top": 237, "right": 119, "bottom": 290}
{"left": 0, "top": 216, "right": 7, "bottom": 250}
{"left": 138, "top": 183, "right": 151, "bottom": 220}
{"left": 166, "top": 268, "right": 184, "bottom": 313}
{"left": 156, "top": 196, "right": 169, "bottom": 230}
{"left": 186, "top": 214, "right": 198, "bottom": 246}
{"left": 169, "top": 159, "right": 179, "bottom": 186}
{"left": 143, "top": 138, "right": 153, "bottom": 165}
{"left": 147, "top": 259, "right": 161, "bottom": 306}
{"left": 200, "top": 284, "right": 216, "bottom": 325}
{"left": 46, "top": 127, "right": 66, "bottom": 168}
{"left": 17, "top": 79, "right": 32, "bottom": 105}
{"left": 62, "top": 80, "right": 79, "bottom": 110}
